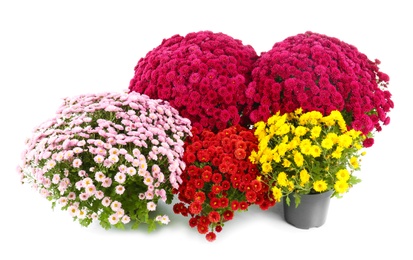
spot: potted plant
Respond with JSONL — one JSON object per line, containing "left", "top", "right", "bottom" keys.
{"left": 17, "top": 91, "right": 192, "bottom": 231}
{"left": 173, "top": 125, "right": 275, "bottom": 241}
{"left": 250, "top": 108, "right": 367, "bottom": 228}
{"left": 246, "top": 31, "right": 394, "bottom": 147}
{"left": 128, "top": 30, "right": 258, "bottom": 132}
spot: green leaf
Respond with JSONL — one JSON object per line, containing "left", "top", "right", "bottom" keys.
{"left": 147, "top": 220, "right": 157, "bottom": 233}
{"left": 131, "top": 220, "right": 140, "bottom": 230}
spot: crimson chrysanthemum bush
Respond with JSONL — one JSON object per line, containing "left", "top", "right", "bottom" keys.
{"left": 246, "top": 31, "right": 394, "bottom": 146}
{"left": 129, "top": 30, "right": 258, "bottom": 132}
{"left": 172, "top": 125, "right": 274, "bottom": 241}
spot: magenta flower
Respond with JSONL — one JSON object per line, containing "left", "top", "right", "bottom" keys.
{"left": 246, "top": 31, "right": 394, "bottom": 143}
{"left": 129, "top": 30, "right": 258, "bottom": 132}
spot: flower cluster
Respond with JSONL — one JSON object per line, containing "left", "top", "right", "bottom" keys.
{"left": 250, "top": 108, "right": 365, "bottom": 206}
{"left": 129, "top": 30, "right": 258, "bottom": 132}
{"left": 17, "top": 91, "right": 192, "bottom": 231}
{"left": 246, "top": 31, "right": 393, "bottom": 143}
{"left": 172, "top": 125, "right": 274, "bottom": 241}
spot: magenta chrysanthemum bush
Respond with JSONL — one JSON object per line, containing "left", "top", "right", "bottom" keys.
{"left": 17, "top": 91, "right": 192, "bottom": 231}
{"left": 246, "top": 31, "right": 394, "bottom": 143}
{"left": 129, "top": 30, "right": 258, "bottom": 132}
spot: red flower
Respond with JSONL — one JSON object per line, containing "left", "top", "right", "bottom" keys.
{"left": 215, "top": 225, "right": 223, "bottom": 233}
{"left": 205, "top": 232, "right": 217, "bottom": 242}
{"left": 189, "top": 202, "right": 202, "bottom": 215}
{"left": 239, "top": 201, "right": 248, "bottom": 210}
{"left": 173, "top": 125, "right": 275, "bottom": 241}
{"left": 197, "top": 224, "right": 209, "bottom": 234}
{"left": 211, "top": 173, "right": 223, "bottom": 184}
{"left": 194, "top": 191, "right": 206, "bottom": 203}
{"left": 231, "top": 200, "right": 239, "bottom": 211}
{"left": 234, "top": 148, "right": 247, "bottom": 160}
{"left": 208, "top": 211, "right": 221, "bottom": 223}
{"left": 245, "top": 191, "right": 257, "bottom": 203}
{"left": 223, "top": 210, "right": 234, "bottom": 221}
{"left": 189, "top": 217, "right": 198, "bottom": 228}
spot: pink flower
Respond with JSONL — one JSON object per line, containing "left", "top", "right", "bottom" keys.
{"left": 147, "top": 202, "right": 156, "bottom": 211}
{"left": 114, "top": 172, "right": 126, "bottom": 183}
{"left": 115, "top": 185, "right": 125, "bottom": 195}
{"left": 94, "top": 155, "right": 104, "bottom": 163}
{"left": 111, "top": 200, "right": 122, "bottom": 211}
{"left": 102, "top": 197, "right": 111, "bottom": 207}
{"left": 108, "top": 214, "right": 119, "bottom": 225}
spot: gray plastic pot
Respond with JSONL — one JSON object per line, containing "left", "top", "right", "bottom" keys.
{"left": 283, "top": 189, "right": 334, "bottom": 229}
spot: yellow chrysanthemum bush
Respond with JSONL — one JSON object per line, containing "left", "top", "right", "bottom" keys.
{"left": 250, "top": 108, "right": 367, "bottom": 206}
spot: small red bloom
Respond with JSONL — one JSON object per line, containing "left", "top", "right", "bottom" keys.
{"left": 189, "top": 202, "right": 202, "bottom": 215}
{"left": 223, "top": 210, "right": 234, "bottom": 221}
{"left": 205, "top": 232, "right": 217, "bottom": 242}
{"left": 210, "top": 197, "right": 221, "bottom": 209}
{"left": 239, "top": 201, "right": 248, "bottom": 210}
{"left": 231, "top": 200, "right": 239, "bottom": 211}
{"left": 197, "top": 224, "right": 209, "bottom": 234}
{"left": 211, "top": 184, "right": 222, "bottom": 194}
{"left": 201, "top": 170, "right": 212, "bottom": 182}
{"left": 245, "top": 191, "right": 257, "bottom": 203}
{"left": 215, "top": 225, "right": 223, "bottom": 233}
{"left": 208, "top": 211, "right": 221, "bottom": 223}
{"left": 189, "top": 217, "right": 198, "bottom": 228}
{"left": 234, "top": 148, "right": 247, "bottom": 160}
{"left": 193, "top": 191, "right": 206, "bottom": 203}
{"left": 220, "top": 197, "right": 229, "bottom": 208}
{"left": 211, "top": 173, "right": 223, "bottom": 184}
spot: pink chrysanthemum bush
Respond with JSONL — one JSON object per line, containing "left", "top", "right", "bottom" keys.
{"left": 129, "top": 30, "right": 258, "bottom": 132}
{"left": 17, "top": 91, "right": 192, "bottom": 231}
{"left": 246, "top": 31, "right": 394, "bottom": 146}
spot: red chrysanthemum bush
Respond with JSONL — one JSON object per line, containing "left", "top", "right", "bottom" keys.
{"left": 246, "top": 31, "right": 394, "bottom": 146}
{"left": 129, "top": 30, "right": 258, "bottom": 132}
{"left": 172, "top": 125, "right": 275, "bottom": 241}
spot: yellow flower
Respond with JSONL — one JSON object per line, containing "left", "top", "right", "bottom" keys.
{"left": 277, "top": 143, "right": 288, "bottom": 157}
{"left": 331, "top": 146, "right": 343, "bottom": 159}
{"left": 287, "top": 181, "right": 295, "bottom": 191}
{"left": 277, "top": 123, "right": 290, "bottom": 136}
{"left": 277, "top": 172, "right": 288, "bottom": 187}
{"left": 321, "top": 138, "right": 334, "bottom": 150}
{"left": 350, "top": 156, "right": 359, "bottom": 169}
{"left": 295, "top": 126, "right": 308, "bottom": 137}
{"left": 294, "top": 152, "right": 304, "bottom": 167}
{"left": 299, "top": 169, "right": 310, "bottom": 185}
{"left": 288, "top": 137, "right": 300, "bottom": 150}
{"left": 294, "top": 107, "right": 303, "bottom": 115}
{"left": 283, "top": 159, "right": 291, "bottom": 168}
{"left": 272, "top": 186, "right": 282, "bottom": 202}
{"left": 336, "top": 169, "right": 350, "bottom": 181}
{"left": 261, "top": 162, "right": 272, "bottom": 174}
{"left": 254, "top": 121, "right": 266, "bottom": 139}
{"left": 313, "top": 180, "right": 328, "bottom": 192}
{"left": 326, "top": 133, "right": 338, "bottom": 144}
{"left": 300, "top": 144, "right": 311, "bottom": 155}
{"left": 338, "top": 134, "right": 352, "bottom": 148}
{"left": 249, "top": 150, "right": 258, "bottom": 164}
{"left": 310, "top": 126, "right": 322, "bottom": 139}
{"left": 310, "top": 145, "right": 321, "bottom": 157}
{"left": 334, "top": 180, "right": 349, "bottom": 194}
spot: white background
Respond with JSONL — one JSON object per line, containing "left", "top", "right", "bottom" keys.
{"left": 1, "top": 1, "right": 411, "bottom": 259}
